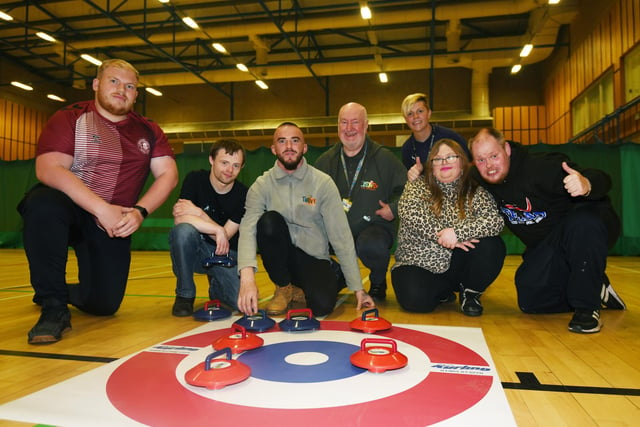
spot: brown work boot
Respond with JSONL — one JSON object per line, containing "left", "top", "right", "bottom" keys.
{"left": 266, "top": 284, "right": 293, "bottom": 315}
{"left": 291, "top": 286, "right": 307, "bottom": 309}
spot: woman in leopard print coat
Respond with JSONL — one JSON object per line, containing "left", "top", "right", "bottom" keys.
{"left": 391, "top": 139, "right": 505, "bottom": 316}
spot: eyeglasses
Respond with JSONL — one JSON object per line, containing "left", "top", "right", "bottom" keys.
{"left": 431, "top": 155, "right": 460, "bottom": 165}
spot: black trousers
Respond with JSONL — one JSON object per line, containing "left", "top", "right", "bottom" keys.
{"left": 391, "top": 236, "right": 506, "bottom": 313}
{"left": 17, "top": 184, "right": 131, "bottom": 315}
{"left": 354, "top": 224, "right": 394, "bottom": 285}
{"left": 515, "top": 204, "right": 620, "bottom": 313}
{"left": 257, "top": 211, "right": 340, "bottom": 316}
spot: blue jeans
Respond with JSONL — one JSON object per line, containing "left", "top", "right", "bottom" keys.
{"left": 168, "top": 223, "right": 239, "bottom": 309}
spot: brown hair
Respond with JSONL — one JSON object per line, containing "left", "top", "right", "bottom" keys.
{"left": 468, "top": 127, "right": 506, "bottom": 152}
{"left": 209, "top": 139, "right": 246, "bottom": 166}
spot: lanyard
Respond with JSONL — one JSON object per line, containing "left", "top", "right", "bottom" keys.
{"left": 411, "top": 124, "right": 437, "bottom": 161}
{"left": 340, "top": 142, "right": 367, "bottom": 199}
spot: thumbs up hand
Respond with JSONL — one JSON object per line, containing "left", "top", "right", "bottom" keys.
{"left": 562, "top": 162, "right": 592, "bottom": 197}
{"left": 407, "top": 156, "right": 423, "bottom": 182}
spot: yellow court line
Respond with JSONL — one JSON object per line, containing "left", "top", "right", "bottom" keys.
{"left": 608, "top": 264, "right": 640, "bottom": 274}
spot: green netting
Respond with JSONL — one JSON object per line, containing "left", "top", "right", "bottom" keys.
{"left": 1, "top": 143, "right": 638, "bottom": 255}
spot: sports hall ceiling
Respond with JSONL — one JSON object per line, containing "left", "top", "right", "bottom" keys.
{"left": 0, "top": 0, "right": 579, "bottom": 94}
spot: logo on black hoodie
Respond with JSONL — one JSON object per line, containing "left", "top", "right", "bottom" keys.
{"left": 501, "top": 197, "right": 546, "bottom": 225}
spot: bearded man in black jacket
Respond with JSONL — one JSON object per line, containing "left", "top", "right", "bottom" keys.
{"left": 469, "top": 128, "right": 625, "bottom": 334}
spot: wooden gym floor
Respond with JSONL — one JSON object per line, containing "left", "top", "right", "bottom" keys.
{"left": 0, "top": 249, "right": 638, "bottom": 426}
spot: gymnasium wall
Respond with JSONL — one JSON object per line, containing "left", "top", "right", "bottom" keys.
{"left": 491, "top": 0, "right": 640, "bottom": 146}
{"left": 544, "top": 0, "right": 639, "bottom": 144}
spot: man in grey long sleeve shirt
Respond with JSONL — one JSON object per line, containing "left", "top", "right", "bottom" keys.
{"left": 237, "top": 122, "right": 374, "bottom": 316}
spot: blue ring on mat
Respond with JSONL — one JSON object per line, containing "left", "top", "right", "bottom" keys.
{"left": 237, "top": 340, "right": 364, "bottom": 382}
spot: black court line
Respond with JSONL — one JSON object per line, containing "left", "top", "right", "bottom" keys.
{"left": 2, "top": 352, "right": 639, "bottom": 397}
{"left": 502, "top": 371, "right": 640, "bottom": 396}
{"left": 0, "top": 349, "right": 116, "bottom": 363}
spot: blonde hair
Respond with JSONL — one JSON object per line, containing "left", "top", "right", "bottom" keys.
{"left": 401, "top": 93, "right": 430, "bottom": 117}
{"left": 96, "top": 59, "right": 139, "bottom": 81}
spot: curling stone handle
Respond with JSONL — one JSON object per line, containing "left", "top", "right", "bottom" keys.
{"left": 204, "top": 299, "right": 222, "bottom": 310}
{"left": 361, "top": 307, "right": 380, "bottom": 320}
{"left": 286, "top": 308, "right": 313, "bottom": 320}
{"left": 360, "top": 338, "right": 397, "bottom": 353}
{"left": 204, "top": 348, "right": 232, "bottom": 370}
{"left": 231, "top": 323, "right": 248, "bottom": 338}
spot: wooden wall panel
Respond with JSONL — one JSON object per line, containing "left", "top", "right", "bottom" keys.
{"left": 512, "top": 106, "right": 522, "bottom": 144}
{"left": 624, "top": 0, "right": 634, "bottom": 48}
{"left": 0, "top": 99, "right": 47, "bottom": 161}
{"left": 527, "top": 107, "right": 534, "bottom": 143}
{"left": 612, "top": 3, "right": 622, "bottom": 62}
{"left": 521, "top": 106, "right": 530, "bottom": 144}
{"left": 590, "top": 28, "right": 598, "bottom": 82}
{"left": 491, "top": 106, "right": 548, "bottom": 145}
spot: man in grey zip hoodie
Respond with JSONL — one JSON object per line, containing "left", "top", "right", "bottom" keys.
{"left": 237, "top": 122, "right": 374, "bottom": 316}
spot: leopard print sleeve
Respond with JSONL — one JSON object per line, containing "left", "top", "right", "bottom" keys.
{"left": 395, "top": 179, "right": 453, "bottom": 273}
{"left": 453, "top": 186, "right": 504, "bottom": 242}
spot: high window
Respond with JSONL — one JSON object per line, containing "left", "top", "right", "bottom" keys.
{"left": 571, "top": 70, "right": 614, "bottom": 135}
{"left": 624, "top": 44, "right": 640, "bottom": 103}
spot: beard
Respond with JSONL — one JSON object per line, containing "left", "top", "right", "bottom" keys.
{"left": 277, "top": 150, "right": 304, "bottom": 170}
{"left": 97, "top": 91, "right": 133, "bottom": 116}
{"left": 480, "top": 168, "right": 507, "bottom": 184}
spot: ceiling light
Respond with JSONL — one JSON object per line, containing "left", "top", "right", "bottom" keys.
{"left": 511, "top": 64, "right": 522, "bottom": 74}
{"left": 47, "top": 94, "right": 66, "bottom": 102}
{"left": 520, "top": 44, "right": 533, "bottom": 57}
{"left": 360, "top": 6, "right": 372, "bottom": 20}
{"left": 0, "top": 11, "right": 13, "bottom": 21}
{"left": 548, "top": 0, "right": 560, "bottom": 4}
{"left": 212, "top": 43, "right": 227, "bottom": 54}
{"left": 11, "top": 81, "right": 34, "bottom": 91}
{"left": 378, "top": 72, "right": 388, "bottom": 83}
{"left": 80, "top": 53, "right": 102, "bottom": 66}
{"left": 182, "top": 16, "right": 199, "bottom": 30}
{"left": 145, "top": 87, "right": 163, "bottom": 96}
{"left": 36, "top": 32, "right": 57, "bottom": 43}
{"left": 255, "top": 80, "right": 269, "bottom": 90}
{"left": 236, "top": 63, "right": 249, "bottom": 72}
{"left": 157, "top": 0, "right": 170, "bottom": 3}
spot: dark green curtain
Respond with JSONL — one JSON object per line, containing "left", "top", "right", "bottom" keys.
{"left": 1, "top": 142, "right": 639, "bottom": 255}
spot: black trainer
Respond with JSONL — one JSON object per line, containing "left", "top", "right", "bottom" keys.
{"left": 172, "top": 296, "right": 195, "bottom": 317}
{"left": 439, "top": 292, "right": 456, "bottom": 304}
{"left": 568, "top": 309, "right": 602, "bottom": 333}
{"left": 460, "top": 289, "right": 483, "bottom": 317}
{"left": 28, "top": 307, "right": 72, "bottom": 345}
{"left": 600, "top": 277, "right": 626, "bottom": 310}
{"left": 368, "top": 280, "right": 387, "bottom": 301}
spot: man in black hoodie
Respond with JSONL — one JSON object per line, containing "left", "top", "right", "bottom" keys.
{"left": 315, "top": 102, "right": 407, "bottom": 301}
{"left": 469, "top": 128, "right": 625, "bottom": 333}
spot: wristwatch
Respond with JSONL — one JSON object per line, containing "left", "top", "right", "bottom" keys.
{"left": 133, "top": 205, "right": 148, "bottom": 218}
